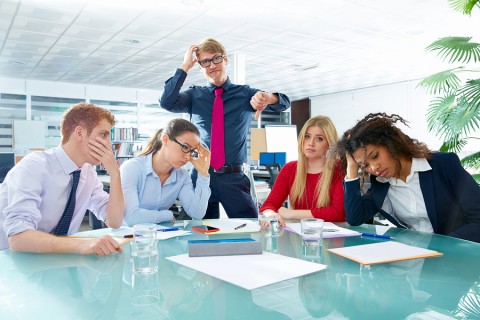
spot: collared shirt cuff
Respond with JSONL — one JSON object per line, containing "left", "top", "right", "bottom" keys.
{"left": 195, "top": 174, "right": 210, "bottom": 188}
{"left": 344, "top": 176, "right": 360, "bottom": 182}
{"left": 157, "top": 210, "right": 174, "bottom": 223}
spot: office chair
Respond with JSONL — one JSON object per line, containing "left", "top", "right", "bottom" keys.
{"left": 265, "top": 164, "right": 281, "bottom": 188}
{"left": 0, "top": 167, "right": 13, "bottom": 184}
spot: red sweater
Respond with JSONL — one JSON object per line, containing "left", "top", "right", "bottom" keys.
{"left": 259, "top": 161, "right": 346, "bottom": 222}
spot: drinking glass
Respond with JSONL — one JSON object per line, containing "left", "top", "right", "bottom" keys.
{"left": 301, "top": 218, "right": 324, "bottom": 247}
{"left": 131, "top": 223, "right": 158, "bottom": 274}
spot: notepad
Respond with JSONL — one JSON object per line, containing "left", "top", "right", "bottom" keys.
{"left": 327, "top": 241, "right": 443, "bottom": 265}
{"left": 284, "top": 222, "right": 361, "bottom": 239}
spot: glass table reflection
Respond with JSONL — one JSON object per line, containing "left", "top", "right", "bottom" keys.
{"left": 0, "top": 221, "right": 479, "bottom": 319}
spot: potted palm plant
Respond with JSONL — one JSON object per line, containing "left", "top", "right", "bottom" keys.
{"left": 417, "top": 0, "right": 480, "bottom": 182}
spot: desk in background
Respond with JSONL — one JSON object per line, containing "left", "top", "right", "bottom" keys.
{"left": 1, "top": 222, "right": 479, "bottom": 319}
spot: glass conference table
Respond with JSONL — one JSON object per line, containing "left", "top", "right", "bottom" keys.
{"left": 1, "top": 220, "right": 479, "bottom": 320}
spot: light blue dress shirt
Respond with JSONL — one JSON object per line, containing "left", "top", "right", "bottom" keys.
{"left": 0, "top": 146, "right": 109, "bottom": 250}
{"left": 120, "top": 153, "right": 210, "bottom": 226}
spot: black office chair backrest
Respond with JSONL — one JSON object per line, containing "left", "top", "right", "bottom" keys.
{"left": 265, "top": 164, "right": 281, "bottom": 188}
{"left": 0, "top": 166, "right": 13, "bottom": 184}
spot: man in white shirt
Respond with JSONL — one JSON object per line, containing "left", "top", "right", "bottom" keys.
{"left": 0, "top": 103, "right": 124, "bottom": 255}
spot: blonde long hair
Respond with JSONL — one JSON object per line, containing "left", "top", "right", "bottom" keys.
{"left": 290, "top": 115, "right": 338, "bottom": 209}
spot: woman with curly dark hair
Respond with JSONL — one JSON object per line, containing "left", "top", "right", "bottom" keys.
{"left": 335, "top": 112, "right": 480, "bottom": 243}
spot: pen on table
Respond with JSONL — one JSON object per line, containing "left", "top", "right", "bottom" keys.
{"left": 158, "top": 227, "right": 180, "bottom": 232}
{"left": 234, "top": 223, "right": 247, "bottom": 230}
{"left": 361, "top": 232, "right": 395, "bottom": 240}
{"left": 324, "top": 228, "right": 338, "bottom": 232}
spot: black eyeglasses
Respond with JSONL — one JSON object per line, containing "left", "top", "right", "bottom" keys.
{"left": 198, "top": 54, "right": 225, "bottom": 68}
{"left": 169, "top": 135, "right": 199, "bottom": 158}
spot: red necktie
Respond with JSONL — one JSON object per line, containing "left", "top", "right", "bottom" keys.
{"left": 211, "top": 87, "right": 225, "bottom": 170}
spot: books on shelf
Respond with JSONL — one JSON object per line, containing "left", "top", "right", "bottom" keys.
{"left": 110, "top": 127, "right": 138, "bottom": 141}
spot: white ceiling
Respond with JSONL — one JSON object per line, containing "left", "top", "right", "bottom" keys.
{"left": 1, "top": 0, "right": 479, "bottom": 101}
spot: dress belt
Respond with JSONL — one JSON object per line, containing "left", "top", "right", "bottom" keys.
{"left": 212, "top": 164, "right": 244, "bottom": 174}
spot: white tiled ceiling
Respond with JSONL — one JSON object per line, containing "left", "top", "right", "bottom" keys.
{"left": 0, "top": 0, "right": 479, "bottom": 100}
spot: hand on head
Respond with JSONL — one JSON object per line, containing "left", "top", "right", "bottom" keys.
{"left": 190, "top": 144, "right": 210, "bottom": 176}
{"left": 181, "top": 44, "right": 198, "bottom": 72}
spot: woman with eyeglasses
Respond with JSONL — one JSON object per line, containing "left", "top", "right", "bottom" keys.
{"left": 120, "top": 118, "right": 211, "bottom": 225}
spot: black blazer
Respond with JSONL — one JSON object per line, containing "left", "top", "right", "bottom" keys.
{"left": 344, "top": 152, "right": 480, "bottom": 243}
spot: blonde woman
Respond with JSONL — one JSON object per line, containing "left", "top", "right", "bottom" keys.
{"left": 260, "top": 115, "right": 345, "bottom": 226}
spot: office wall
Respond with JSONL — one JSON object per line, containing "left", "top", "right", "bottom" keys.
{"left": 310, "top": 80, "right": 445, "bottom": 151}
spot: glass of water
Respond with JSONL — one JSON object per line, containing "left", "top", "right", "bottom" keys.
{"left": 131, "top": 223, "right": 158, "bottom": 274}
{"left": 301, "top": 218, "right": 324, "bottom": 247}
{"left": 259, "top": 211, "right": 280, "bottom": 238}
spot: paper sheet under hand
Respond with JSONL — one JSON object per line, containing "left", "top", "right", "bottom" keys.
{"left": 166, "top": 251, "right": 326, "bottom": 290}
{"left": 155, "top": 230, "right": 191, "bottom": 240}
{"left": 284, "top": 222, "right": 361, "bottom": 239}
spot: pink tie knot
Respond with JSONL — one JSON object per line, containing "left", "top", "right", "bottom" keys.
{"left": 214, "top": 87, "right": 224, "bottom": 97}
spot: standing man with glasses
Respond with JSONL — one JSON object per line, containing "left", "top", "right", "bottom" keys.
{"left": 160, "top": 38, "right": 290, "bottom": 219}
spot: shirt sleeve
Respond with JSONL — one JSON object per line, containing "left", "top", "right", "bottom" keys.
{"left": 248, "top": 87, "right": 291, "bottom": 113}
{"left": 159, "top": 68, "right": 192, "bottom": 113}
{"left": 87, "top": 170, "right": 109, "bottom": 222}
{"left": 177, "top": 173, "right": 211, "bottom": 220}
{"left": 2, "top": 164, "right": 44, "bottom": 237}
{"left": 311, "top": 167, "right": 346, "bottom": 222}
{"left": 120, "top": 160, "right": 173, "bottom": 226}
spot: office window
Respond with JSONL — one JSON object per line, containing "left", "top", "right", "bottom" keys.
{"left": 138, "top": 103, "right": 188, "bottom": 140}
{"left": 0, "top": 94, "right": 27, "bottom": 152}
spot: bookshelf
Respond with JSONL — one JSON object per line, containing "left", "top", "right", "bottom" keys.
{"left": 111, "top": 127, "right": 142, "bottom": 167}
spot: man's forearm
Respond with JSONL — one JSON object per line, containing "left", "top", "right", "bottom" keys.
{"left": 104, "top": 171, "right": 124, "bottom": 229}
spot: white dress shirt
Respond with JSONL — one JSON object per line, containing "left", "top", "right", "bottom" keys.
{"left": 376, "top": 157, "right": 434, "bottom": 233}
{"left": 0, "top": 146, "right": 109, "bottom": 250}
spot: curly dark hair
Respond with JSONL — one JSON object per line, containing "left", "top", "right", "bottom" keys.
{"left": 333, "top": 113, "right": 431, "bottom": 179}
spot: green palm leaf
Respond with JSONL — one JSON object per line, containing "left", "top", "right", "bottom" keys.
{"left": 426, "top": 37, "right": 480, "bottom": 63}
{"left": 426, "top": 94, "right": 456, "bottom": 135}
{"left": 461, "top": 151, "right": 480, "bottom": 170}
{"left": 444, "top": 96, "right": 480, "bottom": 138}
{"left": 417, "top": 68, "right": 462, "bottom": 95}
{"left": 458, "top": 78, "right": 480, "bottom": 110}
{"left": 448, "top": 0, "right": 480, "bottom": 15}
{"left": 439, "top": 136, "right": 467, "bottom": 153}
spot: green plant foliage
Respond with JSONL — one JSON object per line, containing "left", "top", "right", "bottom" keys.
{"left": 426, "top": 37, "right": 480, "bottom": 63}
{"left": 420, "top": 1, "right": 480, "bottom": 183}
{"left": 461, "top": 151, "right": 480, "bottom": 170}
{"left": 458, "top": 78, "right": 480, "bottom": 109}
{"left": 417, "top": 68, "right": 462, "bottom": 95}
{"left": 448, "top": 0, "right": 480, "bottom": 15}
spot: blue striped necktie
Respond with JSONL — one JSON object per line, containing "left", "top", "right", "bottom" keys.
{"left": 54, "top": 170, "right": 81, "bottom": 236}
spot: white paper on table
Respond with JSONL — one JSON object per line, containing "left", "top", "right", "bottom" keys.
{"left": 327, "top": 241, "right": 443, "bottom": 265}
{"left": 203, "top": 219, "right": 260, "bottom": 234}
{"left": 155, "top": 230, "right": 191, "bottom": 240}
{"left": 110, "top": 227, "right": 190, "bottom": 240}
{"left": 284, "top": 222, "right": 361, "bottom": 239}
{"left": 167, "top": 251, "right": 326, "bottom": 290}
